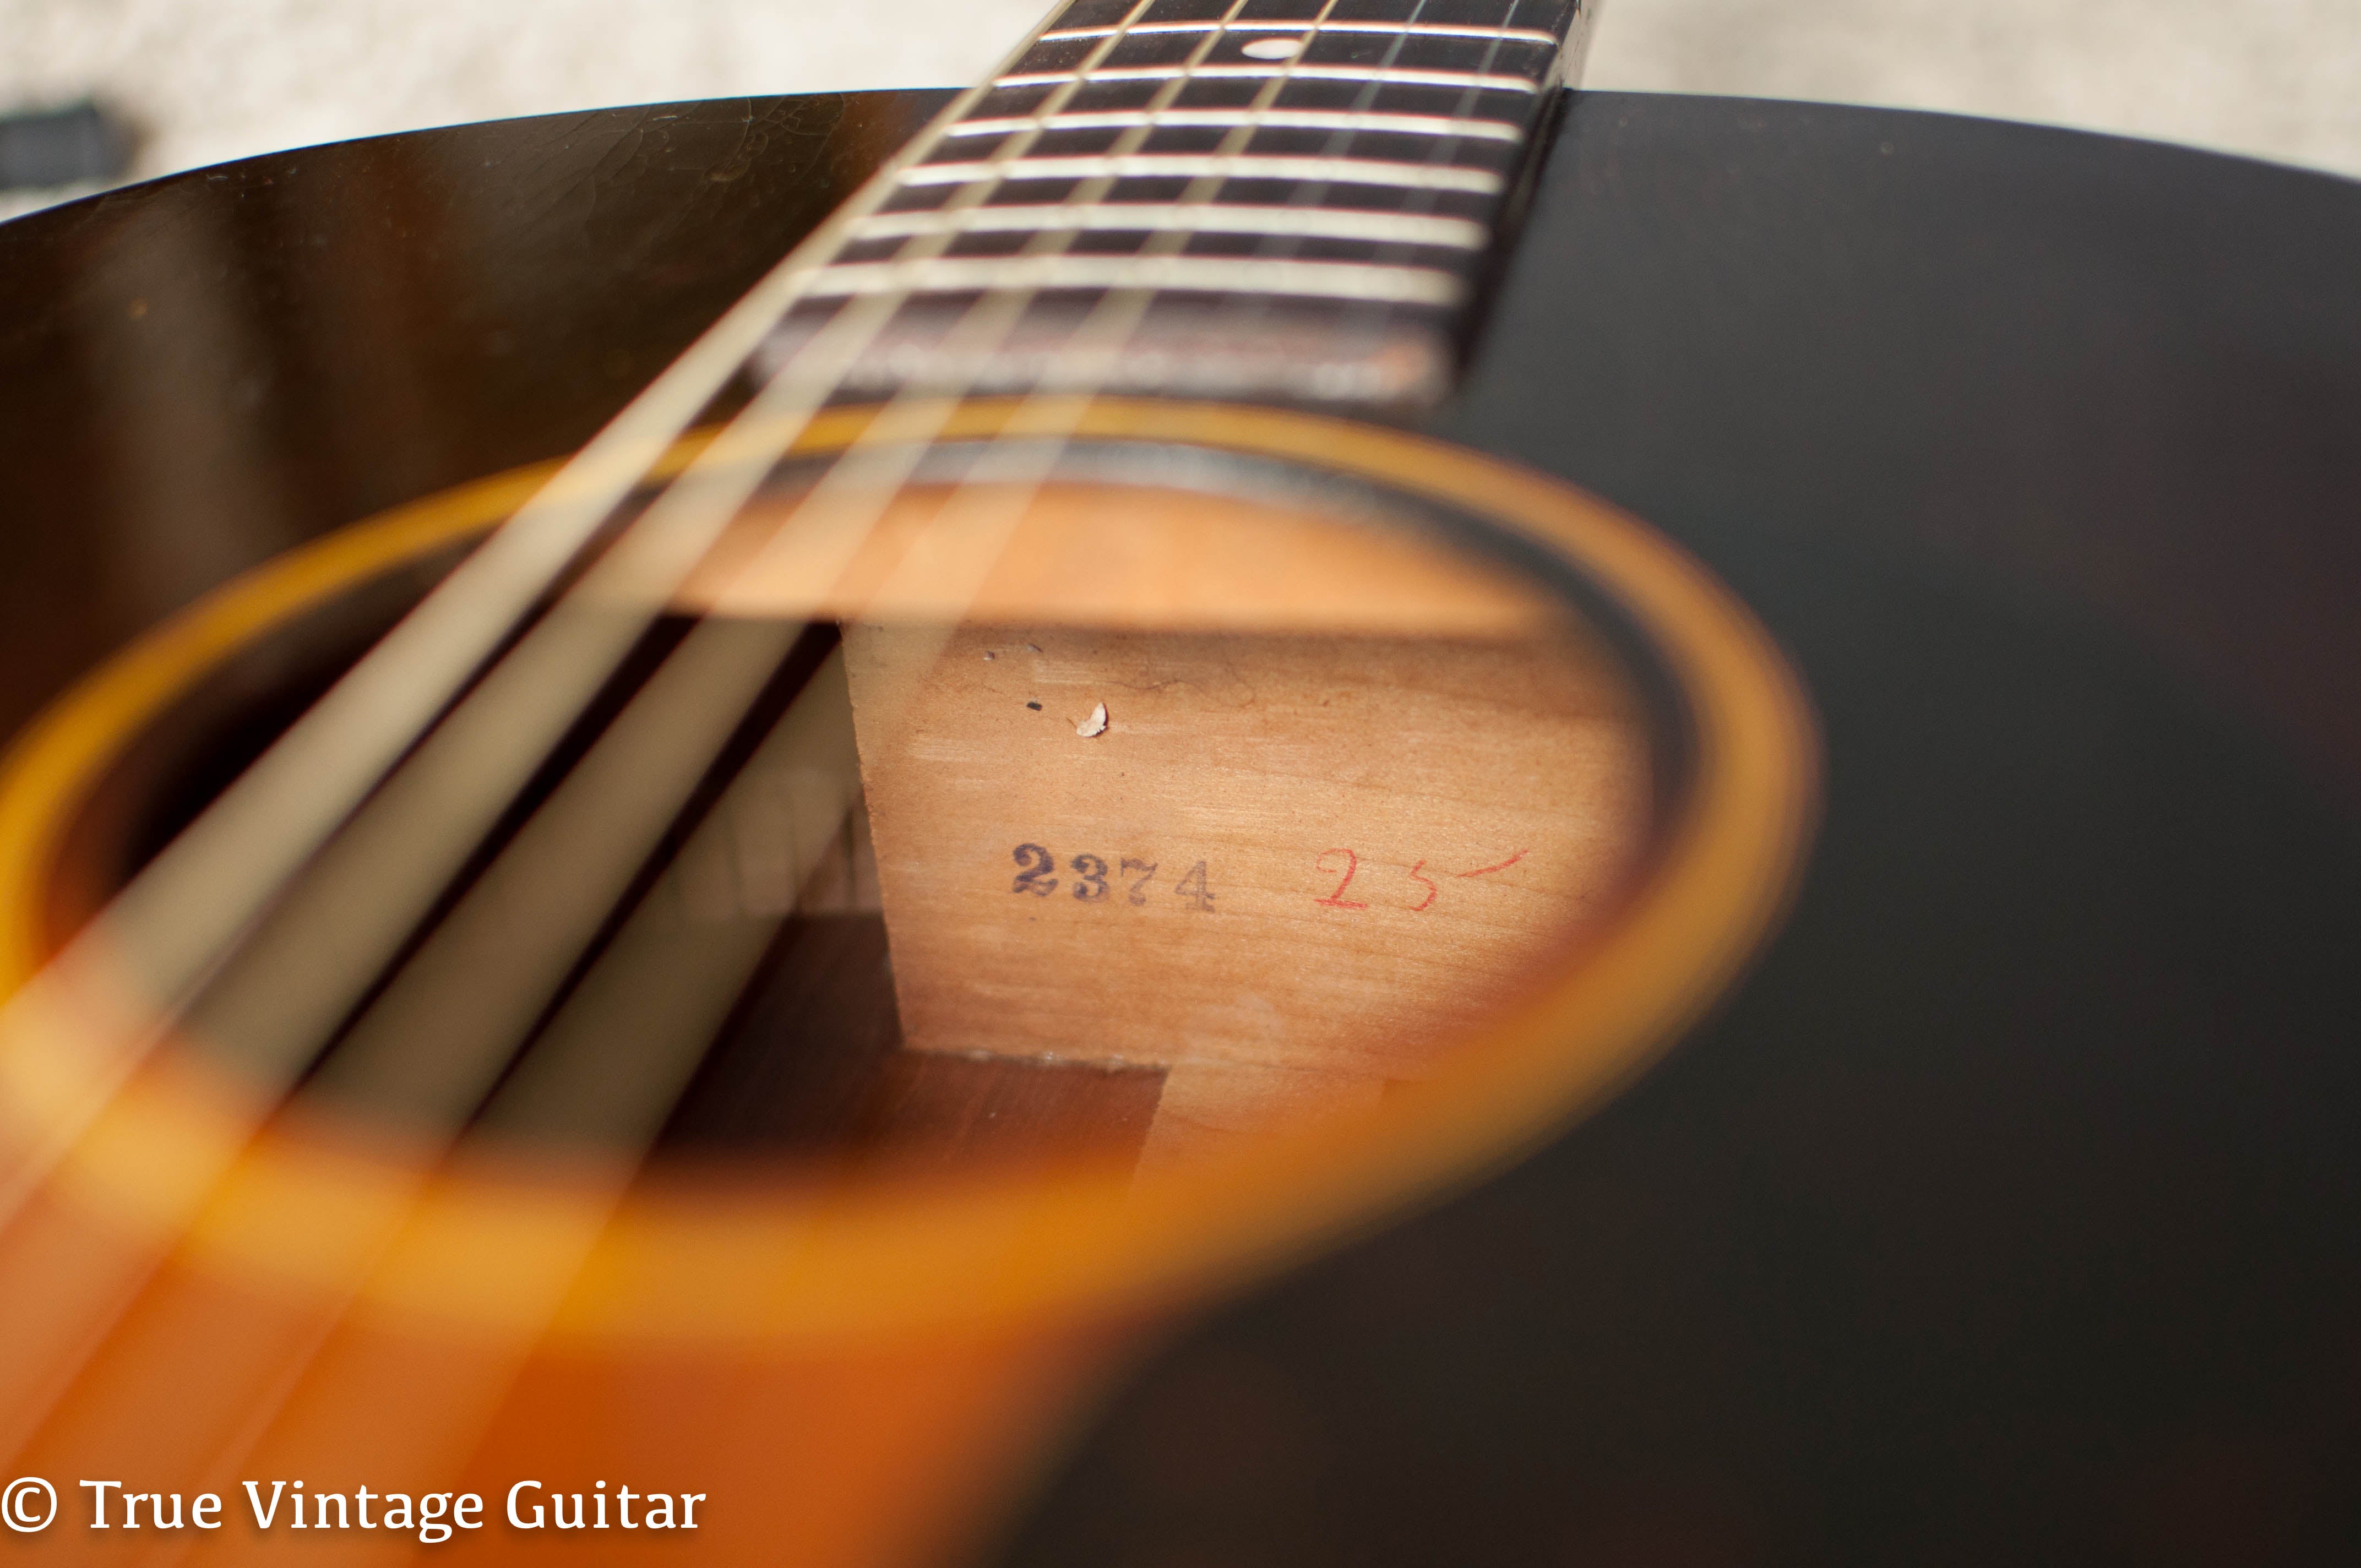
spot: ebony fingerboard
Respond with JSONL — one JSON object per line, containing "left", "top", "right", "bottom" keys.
{"left": 763, "top": 0, "right": 1589, "bottom": 411}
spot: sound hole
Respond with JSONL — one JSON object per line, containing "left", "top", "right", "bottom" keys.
{"left": 45, "top": 458, "right": 1660, "bottom": 1183}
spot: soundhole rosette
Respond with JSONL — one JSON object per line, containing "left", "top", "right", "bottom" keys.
{"left": 0, "top": 400, "right": 1815, "bottom": 1345}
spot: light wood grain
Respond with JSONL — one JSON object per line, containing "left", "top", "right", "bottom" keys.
{"left": 660, "top": 477, "right": 1568, "bottom": 635}
{"left": 817, "top": 481, "right": 1652, "bottom": 1166}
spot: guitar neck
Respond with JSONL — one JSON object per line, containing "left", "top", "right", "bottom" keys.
{"left": 761, "top": 0, "right": 1593, "bottom": 411}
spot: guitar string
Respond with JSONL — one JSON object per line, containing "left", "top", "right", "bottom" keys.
{"left": 457, "top": 0, "right": 1578, "bottom": 1148}
{"left": 1, "top": 0, "right": 1579, "bottom": 1483}
{"left": 28, "top": 0, "right": 1359, "bottom": 1511}
{"left": 2, "top": 0, "right": 1563, "bottom": 1182}
{"left": 426, "top": 0, "right": 1578, "bottom": 1167}
{"left": 284, "top": 0, "right": 1275, "bottom": 1131}
{"left": 0, "top": 0, "right": 1141, "bottom": 1233}
{"left": 304, "top": 0, "right": 1586, "bottom": 1483}
{"left": 23, "top": 0, "right": 1568, "bottom": 1417}
{"left": 457, "top": 0, "right": 1351, "bottom": 1153}
{"left": 374, "top": 0, "right": 1568, "bottom": 1218}
{"left": 428, "top": 7, "right": 1591, "bottom": 1462}
{"left": 0, "top": 0, "right": 1568, "bottom": 1398}
{"left": 223, "top": 0, "right": 1205, "bottom": 1119}
{"left": 0, "top": 0, "right": 1473, "bottom": 1492}
{"left": 0, "top": 0, "right": 1180, "bottom": 1470}
{"left": 270, "top": 0, "right": 1375, "bottom": 1143}
{"left": 1192, "top": 0, "right": 1551, "bottom": 383}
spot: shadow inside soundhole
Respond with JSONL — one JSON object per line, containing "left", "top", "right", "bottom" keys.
{"left": 46, "top": 541, "right": 474, "bottom": 947}
{"left": 658, "top": 912, "right": 1168, "bottom": 1166}
{"left": 50, "top": 562, "right": 1165, "bottom": 1174}
{"left": 50, "top": 450, "right": 1664, "bottom": 1192}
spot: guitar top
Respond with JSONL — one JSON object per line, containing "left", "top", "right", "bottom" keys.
{"left": 4, "top": 67, "right": 2361, "bottom": 1565}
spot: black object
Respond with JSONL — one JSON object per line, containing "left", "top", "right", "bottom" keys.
{"left": 997, "top": 97, "right": 2361, "bottom": 1568}
{"left": 2, "top": 88, "right": 2359, "bottom": 1564}
{"left": 0, "top": 99, "right": 135, "bottom": 191}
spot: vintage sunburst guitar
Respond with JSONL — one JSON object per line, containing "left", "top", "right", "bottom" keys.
{"left": 5, "top": 0, "right": 2361, "bottom": 1563}
{"left": 0, "top": 4, "right": 1816, "bottom": 1560}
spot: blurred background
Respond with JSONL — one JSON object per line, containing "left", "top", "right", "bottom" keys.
{"left": 3, "top": 0, "right": 2360, "bottom": 222}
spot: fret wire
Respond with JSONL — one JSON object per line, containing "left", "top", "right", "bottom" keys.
{"left": 802, "top": 256, "right": 1465, "bottom": 308}
{"left": 995, "top": 64, "right": 1545, "bottom": 93}
{"left": 1325, "top": 2, "right": 1546, "bottom": 286}
{"left": 695, "top": 3, "right": 1173, "bottom": 333}
{"left": 1209, "top": 0, "right": 1346, "bottom": 157}
{"left": 1128, "top": 0, "right": 1352, "bottom": 320}
{"left": 270, "top": 5, "right": 1207, "bottom": 1188}
{"left": 1114, "top": 0, "right": 1355, "bottom": 313}
{"left": 1254, "top": 0, "right": 1566, "bottom": 178}
{"left": 1334, "top": 2, "right": 1509, "bottom": 247}
{"left": 904, "top": 153, "right": 1504, "bottom": 194}
{"left": 1090, "top": 0, "right": 1347, "bottom": 251}
{"left": 849, "top": 6, "right": 1293, "bottom": 422}
{"left": 1038, "top": 21, "right": 1562, "bottom": 45}
{"left": 856, "top": 0, "right": 1274, "bottom": 393}
{"left": 814, "top": 0, "right": 1167, "bottom": 316}
{"left": 1020, "top": 1, "right": 1261, "bottom": 227}
{"left": 824, "top": 1, "right": 1166, "bottom": 340}
{"left": 947, "top": 0, "right": 1534, "bottom": 311}
{"left": 1068, "top": 1, "right": 1257, "bottom": 167}
{"left": 1, "top": 6, "right": 1194, "bottom": 1216}
{"left": 1035, "top": 0, "right": 1283, "bottom": 317}
{"left": 962, "top": 1, "right": 1165, "bottom": 185}
{"left": 0, "top": 2, "right": 1581, "bottom": 1200}
{"left": 1024, "top": 0, "right": 1283, "bottom": 210}
{"left": 945, "top": 109, "right": 1526, "bottom": 143}
{"left": 928, "top": 0, "right": 1364, "bottom": 364}
{"left": 1043, "top": 0, "right": 1471, "bottom": 394}
{"left": 826, "top": 0, "right": 1585, "bottom": 384}
{"left": 1003, "top": 1, "right": 1272, "bottom": 394}
{"left": 1209, "top": 0, "right": 1463, "bottom": 323}
{"left": 852, "top": 203, "right": 1488, "bottom": 249}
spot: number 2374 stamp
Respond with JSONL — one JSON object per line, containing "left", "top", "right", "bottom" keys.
{"left": 1007, "top": 845, "right": 1528, "bottom": 915}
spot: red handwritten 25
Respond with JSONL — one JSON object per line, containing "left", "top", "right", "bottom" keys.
{"left": 1314, "top": 848, "right": 1527, "bottom": 912}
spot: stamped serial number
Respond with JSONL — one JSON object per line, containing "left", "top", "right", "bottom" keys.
{"left": 1004, "top": 843, "right": 1529, "bottom": 917}
{"left": 1011, "top": 843, "right": 1215, "bottom": 912}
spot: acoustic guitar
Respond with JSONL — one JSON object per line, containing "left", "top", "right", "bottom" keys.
{"left": 2, "top": 2, "right": 2358, "bottom": 1564}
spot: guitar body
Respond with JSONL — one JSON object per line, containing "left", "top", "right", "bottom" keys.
{"left": 5, "top": 86, "right": 2361, "bottom": 1561}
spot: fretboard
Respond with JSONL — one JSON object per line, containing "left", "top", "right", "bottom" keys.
{"left": 763, "top": 0, "right": 1591, "bottom": 411}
